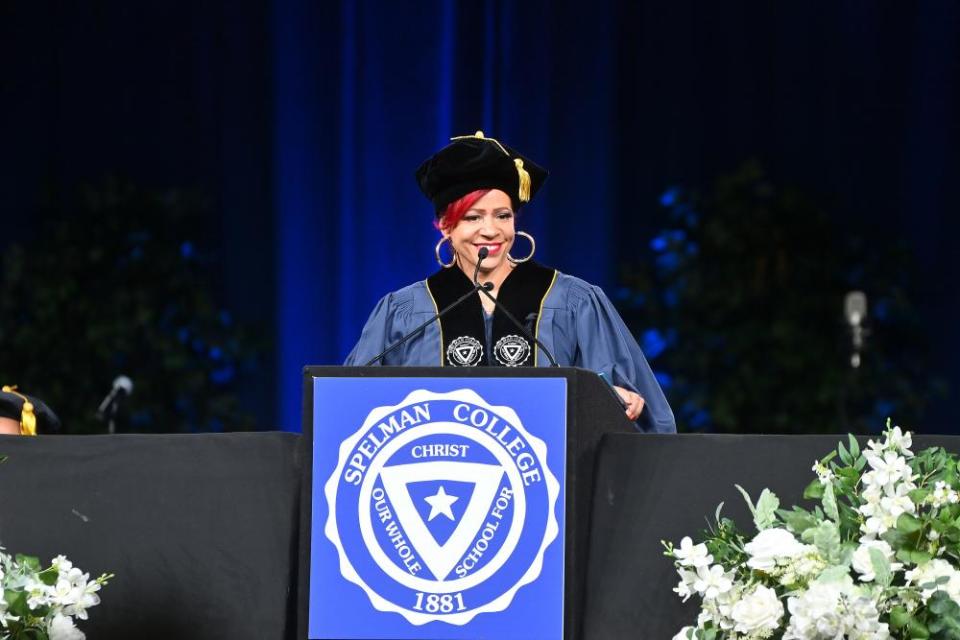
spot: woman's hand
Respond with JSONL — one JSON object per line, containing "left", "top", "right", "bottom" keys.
{"left": 613, "top": 385, "right": 645, "bottom": 421}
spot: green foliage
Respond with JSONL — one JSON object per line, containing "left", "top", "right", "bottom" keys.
{"left": 620, "top": 161, "right": 945, "bottom": 433}
{"left": 692, "top": 506, "right": 749, "bottom": 570}
{"left": 822, "top": 483, "right": 840, "bottom": 523}
{"left": 735, "top": 485, "right": 780, "bottom": 531}
{"left": 928, "top": 591, "right": 960, "bottom": 639}
{"left": 803, "top": 520, "right": 843, "bottom": 564}
{"left": 0, "top": 179, "right": 264, "bottom": 433}
{"left": 869, "top": 547, "right": 893, "bottom": 588}
{"left": 890, "top": 605, "right": 911, "bottom": 630}
{"left": 668, "top": 428, "right": 960, "bottom": 638}
{"left": 803, "top": 478, "right": 825, "bottom": 500}
{"left": 15, "top": 555, "right": 40, "bottom": 572}
{"left": 778, "top": 504, "right": 819, "bottom": 535}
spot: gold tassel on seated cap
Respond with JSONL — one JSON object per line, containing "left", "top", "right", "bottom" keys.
{"left": 20, "top": 400, "right": 36, "bottom": 436}
{"left": 2, "top": 385, "right": 38, "bottom": 436}
{"left": 514, "top": 158, "right": 531, "bottom": 203}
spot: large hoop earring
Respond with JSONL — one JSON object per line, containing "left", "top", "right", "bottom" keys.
{"left": 507, "top": 231, "right": 536, "bottom": 264}
{"left": 435, "top": 237, "right": 456, "bottom": 268}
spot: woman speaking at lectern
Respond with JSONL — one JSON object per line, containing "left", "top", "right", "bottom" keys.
{"left": 345, "top": 132, "right": 675, "bottom": 434}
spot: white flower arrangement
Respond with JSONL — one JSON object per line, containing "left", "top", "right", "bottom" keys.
{"left": 0, "top": 548, "right": 111, "bottom": 640}
{"left": 666, "top": 422, "right": 960, "bottom": 639}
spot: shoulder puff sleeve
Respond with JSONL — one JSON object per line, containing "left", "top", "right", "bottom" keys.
{"left": 569, "top": 279, "right": 677, "bottom": 433}
{"left": 344, "top": 283, "right": 436, "bottom": 366}
{"left": 344, "top": 292, "right": 397, "bottom": 366}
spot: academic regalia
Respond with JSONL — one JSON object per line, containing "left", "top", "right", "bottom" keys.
{"left": 344, "top": 262, "right": 676, "bottom": 434}
{"left": 344, "top": 130, "right": 677, "bottom": 434}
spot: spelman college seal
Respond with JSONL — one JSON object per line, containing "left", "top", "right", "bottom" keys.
{"left": 324, "top": 389, "right": 561, "bottom": 626}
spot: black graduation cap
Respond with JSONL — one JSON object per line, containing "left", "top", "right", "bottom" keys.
{"left": 0, "top": 385, "right": 61, "bottom": 435}
{"left": 415, "top": 131, "right": 549, "bottom": 215}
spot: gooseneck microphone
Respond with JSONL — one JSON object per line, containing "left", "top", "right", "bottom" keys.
{"left": 473, "top": 260, "right": 559, "bottom": 368}
{"left": 475, "top": 246, "right": 495, "bottom": 292}
{"left": 96, "top": 375, "right": 134, "bottom": 434}
{"left": 844, "top": 291, "right": 868, "bottom": 369}
{"left": 364, "top": 248, "right": 494, "bottom": 366}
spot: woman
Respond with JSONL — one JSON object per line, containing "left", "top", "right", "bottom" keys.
{"left": 345, "top": 131, "right": 675, "bottom": 433}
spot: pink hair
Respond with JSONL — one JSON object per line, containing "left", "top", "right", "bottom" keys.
{"left": 435, "top": 189, "right": 491, "bottom": 233}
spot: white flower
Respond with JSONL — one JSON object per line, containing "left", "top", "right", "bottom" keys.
{"left": 674, "top": 537, "right": 713, "bottom": 568}
{"left": 852, "top": 540, "right": 901, "bottom": 582}
{"left": 784, "top": 578, "right": 889, "bottom": 639}
{"left": 778, "top": 547, "right": 828, "bottom": 587}
{"left": 712, "top": 586, "right": 742, "bottom": 630}
{"left": 25, "top": 576, "right": 50, "bottom": 610}
{"left": 928, "top": 481, "right": 960, "bottom": 508}
{"left": 51, "top": 556, "right": 74, "bottom": 575}
{"left": 693, "top": 585, "right": 740, "bottom": 632}
{"left": 673, "top": 569, "right": 697, "bottom": 602}
{"left": 866, "top": 426, "right": 914, "bottom": 458}
{"left": 784, "top": 581, "right": 846, "bottom": 638}
{"left": 696, "top": 609, "right": 712, "bottom": 630}
{"left": 860, "top": 469, "right": 881, "bottom": 491}
{"left": 692, "top": 564, "right": 734, "bottom": 599}
{"left": 812, "top": 460, "right": 835, "bottom": 485}
{"left": 48, "top": 613, "right": 85, "bottom": 640}
{"left": 744, "top": 528, "right": 808, "bottom": 571}
{"left": 672, "top": 627, "right": 699, "bottom": 640}
{"left": 906, "top": 559, "right": 960, "bottom": 603}
{"left": 730, "top": 585, "right": 783, "bottom": 634}
{"left": 864, "top": 450, "right": 912, "bottom": 488}
{"left": 861, "top": 510, "right": 898, "bottom": 538}
{"left": 859, "top": 483, "right": 884, "bottom": 518}
{"left": 845, "top": 595, "right": 890, "bottom": 640}
{"left": 880, "top": 487, "right": 916, "bottom": 519}
{"left": 887, "top": 426, "right": 913, "bottom": 457}
{"left": 49, "top": 568, "right": 101, "bottom": 620}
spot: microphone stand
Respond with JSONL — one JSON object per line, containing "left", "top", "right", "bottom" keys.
{"left": 364, "top": 251, "right": 493, "bottom": 366}
{"left": 96, "top": 386, "right": 124, "bottom": 435}
{"left": 473, "top": 265, "right": 559, "bottom": 367}
{"left": 107, "top": 400, "right": 120, "bottom": 435}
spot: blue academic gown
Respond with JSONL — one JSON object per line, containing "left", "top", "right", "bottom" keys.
{"left": 344, "top": 271, "right": 676, "bottom": 433}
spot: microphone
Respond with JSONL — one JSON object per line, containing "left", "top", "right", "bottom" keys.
{"left": 844, "top": 291, "right": 867, "bottom": 368}
{"left": 476, "top": 247, "right": 494, "bottom": 291}
{"left": 364, "top": 248, "right": 492, "bottom": 365}
{"left": 97, "top": 375, "right": 133, "bottom": 433}
{"left": 473, "top": 259, "right": 559, "bottom": 367}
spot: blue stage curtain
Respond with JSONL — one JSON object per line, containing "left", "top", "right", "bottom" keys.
{"left": 266, "top": 0, "right": 960, "bottom": 431}
{"left": 273, "top": 0, "right": 622, "bottom": 431}
{"left": 4, "top": 0, "right": 958, "bottom": 431}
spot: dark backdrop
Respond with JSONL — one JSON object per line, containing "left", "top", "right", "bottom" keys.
{"left": 1, "top": 0, "right": 957, "bottom": 432}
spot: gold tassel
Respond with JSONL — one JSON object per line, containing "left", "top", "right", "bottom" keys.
{"left": 2, "top": 385, "right": 38, "bottom": 436}
{"left": 20, "top": 400, "right": 36, "bottom": 436}
{"left": 515, "top": 158, "right": 531, "bottom": 203}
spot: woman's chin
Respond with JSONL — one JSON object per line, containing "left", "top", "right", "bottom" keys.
{"left": 478, "top": 258, "right": 509, "bottom": 274}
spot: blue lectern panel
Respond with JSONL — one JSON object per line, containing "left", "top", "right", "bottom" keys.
{"left": 309, "top": 377, "right": 567, "bottom": 640}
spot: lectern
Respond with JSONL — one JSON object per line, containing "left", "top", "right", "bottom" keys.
{"left": 297, "top": 366, "right": 635, "bottom": 640}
